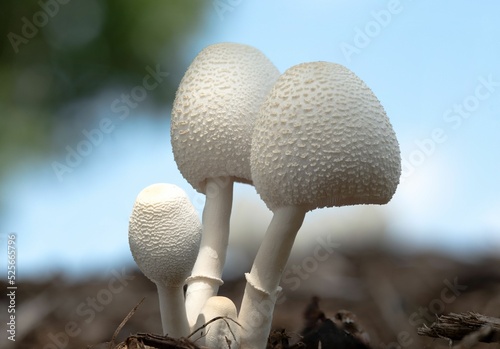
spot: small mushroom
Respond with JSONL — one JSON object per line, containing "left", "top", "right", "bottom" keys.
{"left": 128, "top": 183, "right": 202, "bottom": 338}
{"left": 238, "top": 62, "right": 401, "bottom": 348}
{"left": 192, "top": 296, "right": 240, "bottom": 349}
{"left": 171, "top": 42, "right": 280, "bottom": 327}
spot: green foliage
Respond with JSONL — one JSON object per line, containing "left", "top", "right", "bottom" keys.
{"left": 0, "top": 0, "right": 208, "bottom": 177}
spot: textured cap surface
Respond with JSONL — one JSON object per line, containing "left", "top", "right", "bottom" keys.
{"left": 128, "top": 183, "right": 201, "bottom": 287}
{"left": 171, "top": 42, "right": 280, "bottom": 193}
{"left": 251, "top": 62, "right": 401, "bottom": 211}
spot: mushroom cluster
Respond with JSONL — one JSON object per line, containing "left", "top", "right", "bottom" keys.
{"left": 127, "top": 42, "right": 401, "bottom": 349}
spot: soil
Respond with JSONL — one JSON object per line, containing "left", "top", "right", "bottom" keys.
{"left": 3, "top": 247, "right": 500, "bottom": 349}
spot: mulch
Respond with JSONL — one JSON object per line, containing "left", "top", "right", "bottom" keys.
{"left": 4, "top": 247, "right": 500, "bottom": 349}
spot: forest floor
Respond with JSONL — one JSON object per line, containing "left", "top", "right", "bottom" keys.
{"left": 3, "top": 246, "right": 500, "bottom": 349}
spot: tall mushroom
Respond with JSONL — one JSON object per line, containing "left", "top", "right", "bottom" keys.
{"left": 170, "top": 42, "right": 280, "bottom": 327}
{"left": 238, "top": 62, "right": 401, "bottom": 348}
{"left": 128, "top": 183, "right": 202, "bottom": 338}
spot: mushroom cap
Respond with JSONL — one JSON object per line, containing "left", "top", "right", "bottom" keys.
{"left": 128, "top": 183, "right": 202, "bottom": 287}
{"left": 251, "top": 62, "right": 401, "bottom": 212}
{"left": 171, "top": 42, "right": 280, "bottom": 193}
{"left": 194, "top": 296, "right": 239, "bottom": 349}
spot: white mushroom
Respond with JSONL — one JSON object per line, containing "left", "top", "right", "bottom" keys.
{"left": 192, "top": 296, "right": 240, "bottom": 349}
{"left": 128, "top": 183, "right": 202, "bottom": 338}
{"left": 238, "top": 62, "right": 401, "bottom": 348}
{"left": 170, "top": 42, "right": 280, "bottom": 327}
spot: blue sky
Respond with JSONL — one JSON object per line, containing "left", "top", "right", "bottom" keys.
{"left": 2, "top": 1, "right": 500, "bottom": 279}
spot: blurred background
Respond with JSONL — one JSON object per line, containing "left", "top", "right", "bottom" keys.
{"left": 1, "top": 1, "right": 500, "bottom": 348}
{"left": 2, "top": 0, "right": 499, "bottom": 280}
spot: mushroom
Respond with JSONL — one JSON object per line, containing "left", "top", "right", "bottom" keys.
{"left": 192, "top": 296, "right": 240, "bottom": 349}
{"left": 170, "top": 42, "right": 280, "bottom": 327}
{"left": 128, "top": 183, "right": 202, "bottom": 338}
{"left": 238, "top": 62, "right": 401, "bottom": 348}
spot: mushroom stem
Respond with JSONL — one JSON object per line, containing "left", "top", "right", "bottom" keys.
{"left": 157, "top": 283, "right": 190, "bottom": 337}
{"left": 185, "top": 176, "right": 234, "bottom": 328}
{"left": 238, "top": 205, "right": 306, "bottom": 349}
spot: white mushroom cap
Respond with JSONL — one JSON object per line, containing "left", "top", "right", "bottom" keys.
{"left": 128, "top": 183, "right": 201, "bottom": 287}
{"left": 193, "top": 296, "right": 240, "bottom": 349}
{"left": 239, "top": 62, "right": 401, "bottom": 348}
{"left": 251, "top": 62, "right": 401, "bottom": 212}
{"left": 171, "top": 42, "right": 280, "bottom": 193}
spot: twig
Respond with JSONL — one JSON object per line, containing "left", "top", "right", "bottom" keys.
{"left": 132, "top": 333, "right": 200, "bottom": 349}
{"left": 109, "top": 297, "right": 146, "bottom": 349}
{"left": 417, "top": 312, "right": 500, "bottom": 344}
{"left": 187, "top": 316, "right": 242, "bottom": 341}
